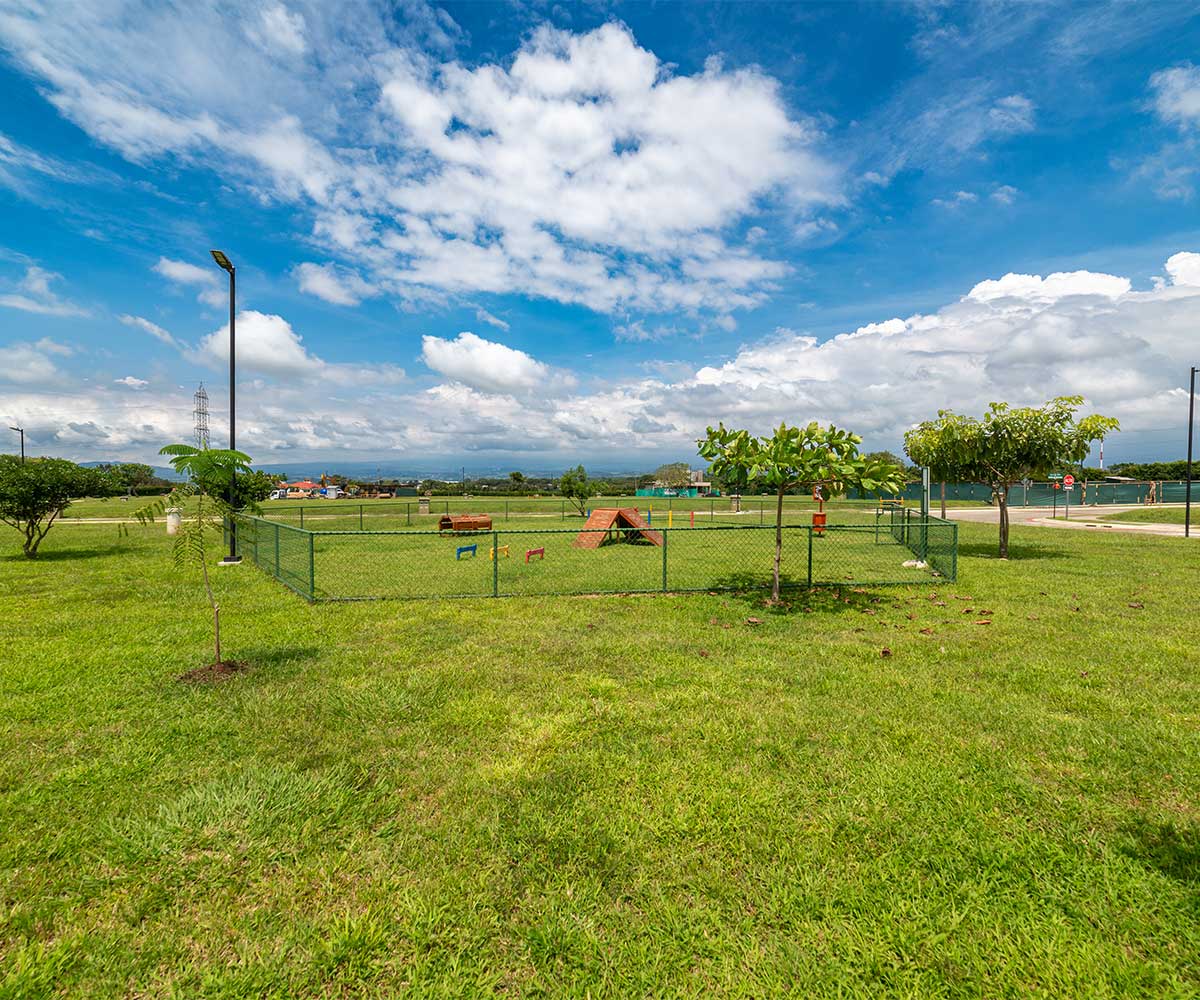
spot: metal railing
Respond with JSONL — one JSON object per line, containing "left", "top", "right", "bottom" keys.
{"left": 234, "top": 510, "right": 958, "bottom": 602}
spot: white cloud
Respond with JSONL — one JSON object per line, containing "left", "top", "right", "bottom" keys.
{"left": 474, "top": 308, "right": 509, "bottom": 331}
{"left": 114, "top": 375, "right": 149, "bottom": 388}
{"left": 420, "top": 332, "right": 549, "bottom": 394}
{"left": 194, "top": 309, "right": 404, "bottom": 385}
{"left": 965, "top": 270, "right": 1131, "bottom": 303}
{"left": 1133, "top": 65, "right": 1200, "bottom": 200}
{"left": 0, "top": 266, "right": 88, "bottom": 316}
{"left": 0, "top": 10, "right": 839, "bottom": 318}
{"left": 1164, "top": 251, "right": 1200, "bottom": 286}
{"left": 295, "top": 262, "right": 375, "bottom": 306}
{"left": 153, "top": 256, "right": 224, "bottom": 306}
{"left": 119, "top": 313, "right": 181, "bottom": 348}
{"left": 988, "top": 95, "right": 1036, "bottom": 134}
{"left": 991, "top": 184, "right": 1018, "bottom": 205}
{"left": 931, "top": 190, "right": 978, "bottom": 208}
{"left": 0, "top": 338, "right": 72, "bottom": 384}
{"left": 246, "top": 3, "right": 307, "bottom": 56}
{"left": 9, "top": 254, "right": 1198, "bottom": 463}
{"left": 1150, "top": 63, "right": 1200, "bottom": 129}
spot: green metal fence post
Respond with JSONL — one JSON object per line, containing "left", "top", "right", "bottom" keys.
{"left": 359, "top": 504, "right": 364, "bottom": 531}
{"left": 493, "top": 530, "right": 499, "bottom": 598}
{"left": 505, "top": 500, "right": 509, "bottom": 521}
{"left": 662, "top": 527, "right": 668, "bottom": 592}
{"left": 308, "top": 531, "right": 315, "bottom": 600}
{"left": 299, "top": 505, "right": 304, "bottom": 528}
{"left": 274, "top": 520, "right": 280, "bottom": 578}
{"left": 561, "top": 500, "right": 565, "bottom": 520}
{"left": 807, "top": 526, "right": 813, "bottom": 586}
{"left": 406, "top": 503, "right": 411, "bottom": 527}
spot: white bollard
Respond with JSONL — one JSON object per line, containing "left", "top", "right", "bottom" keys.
{"left": 166, "top": 508, "right": 182, "bottom": 536}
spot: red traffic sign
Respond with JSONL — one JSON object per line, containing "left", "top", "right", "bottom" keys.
{"left": 1063, "top": 474, "right": 1075, "bottom": 487}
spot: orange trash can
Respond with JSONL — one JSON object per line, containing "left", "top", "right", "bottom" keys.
{"left": 812, "top": 511, "right": 827, "bottom": 536}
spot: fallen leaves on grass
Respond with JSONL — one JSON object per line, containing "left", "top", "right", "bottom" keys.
{"left": 881, "top": 648, "right": 893, "bottom": 657}
{"left": 745, "top": 617, "right": 763, "bottom": 626}
{"left": 973, "top": 620, "right": 993, "bottom": 626}
{"left": 1128, "top": 602, "right": 1144, "bottom": 609}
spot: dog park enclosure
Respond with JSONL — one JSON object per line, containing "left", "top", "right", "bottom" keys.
{"left": 234, "top": 506, "right": 957, "bottom": 601}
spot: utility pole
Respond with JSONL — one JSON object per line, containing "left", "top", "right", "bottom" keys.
{"left": 8, "top": 426, "right": 24, "bottom": 464}
{"left": 1186, "top": 366, "right": 1196, "bottom": 539}
{"left": 210, "top": 249, "right": 240, "bottom": 563}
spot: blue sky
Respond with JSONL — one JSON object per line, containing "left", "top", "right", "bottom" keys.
{"left": 1, "top": 0, "right": 1198, "bottom": 474}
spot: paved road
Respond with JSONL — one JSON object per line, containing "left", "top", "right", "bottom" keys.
{"left": 944, "top": 504, "right": 1197, "bottom": 539}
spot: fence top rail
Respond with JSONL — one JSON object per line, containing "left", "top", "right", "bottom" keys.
{"left": 238, "top": 519, "right": 954, "bottom": 539}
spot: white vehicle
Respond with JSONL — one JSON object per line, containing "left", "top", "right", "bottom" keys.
{"left": 320, "top": 486, "right": 345, "bottom": 499}
{"left": 268, "top": 489, "right": 288, "bottom": 501}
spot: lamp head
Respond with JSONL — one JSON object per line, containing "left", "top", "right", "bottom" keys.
{"left": 210, "top": 249, "right": 234, "bottom": 272}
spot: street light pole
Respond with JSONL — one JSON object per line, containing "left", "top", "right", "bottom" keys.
{"left": 8, "top": 426, "right": 23, "bottom": 464}
{"left": 1186, "top": 365, "right": 1197, "bottom": 539}
{"left": 210, "top": 249, "right": 240, "bottom": 563}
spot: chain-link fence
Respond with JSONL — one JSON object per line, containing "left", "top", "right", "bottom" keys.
{"left": 256, "top": 480, "right": 1194, "bottom": 530}
{"left": 235, "top": 509, "right": 957, "bottom": 602}
{"left": 853, "top": 480, "right": 1193, "bottom": 506}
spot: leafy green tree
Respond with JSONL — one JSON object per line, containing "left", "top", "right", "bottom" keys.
{"left": 905, "top": 396, "right": 1118, "bottom": 559}
{"left": 96, "top": 462, "right": 160, "bottom": 493}
{"left": 509, "top": 471, "right": 525, "bottom": 491}
{"left": 558, "top": 464, "right": 595, "bottom": 515}
{"left": 134, "top": 445, "right": 261, "bottom": 667}
{"left": 228, "top": 469, "right": 278, "bottom": 509}
{"left": 655, "top": 462, "right": 692, "bottom": 490}
{"left": 698, "top": 423, "right": 904, "bottom": 601}
{"left": 863, "top": 451, "right": 909, "bottom": 473}
{"left": 0, "top": 456, "right": 116, "bottom": 557}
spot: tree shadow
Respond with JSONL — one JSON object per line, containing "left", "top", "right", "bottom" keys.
{"left": 695, "top": 571, "right": 890, "bottom": 617}
{"left": 956, "top": 541, "right": 1071, "bottom": 561}
{"left": 233, "top": 645, "right": 322, "bottom": 671}
{"left": 0, "top": 544, "right": 128, "bottom": 563}
{"left": 1120, "top": 817, "right": 1200, "bottom": 885}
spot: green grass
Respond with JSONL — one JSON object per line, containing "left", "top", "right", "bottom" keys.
{"left": 237, "top": 511, "right": 947, "bottom": 600}
{"left": 2, "top": 520, "right": 1198, "bottom": 996}
{"left": 60, "top": 494, "right": 991, "bottom": 521}
{"left": 1095, "top": 507, "right": 1197, "bottom": 526}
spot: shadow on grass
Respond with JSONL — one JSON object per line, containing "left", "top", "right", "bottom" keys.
{"left": 700, "top": 571, "right": 891, "bottom": 617}
{"left": 956, "top": 540, "right": 1072, "bottom": 562}
{"left": 234, "top": 645, "right": 322, "bottom": 671}
{"left": 0, "top": 544, "right": 129, "bottom": 563}
{"left": 1121, "top": 817, "right": 1200, "bottom": 884}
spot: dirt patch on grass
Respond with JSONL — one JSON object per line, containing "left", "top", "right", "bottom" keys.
{"left": 178, "top": 660, "right": 248, "bottom": 683}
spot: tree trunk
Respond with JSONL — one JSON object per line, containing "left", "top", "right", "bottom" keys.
{"left": 772, "top": 486, "right": 784, "bottom": 601}
{"left": 940, "top": 481, "right": 947, "bottom": 520}
{"left": 201, "top": 552, "right": 221, "bottom": 664}
{"left": 997, "top": 490, "right": 1010, "bottom": 559}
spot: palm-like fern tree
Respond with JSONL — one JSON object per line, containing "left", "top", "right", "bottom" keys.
{"left": 133, "top": 444, "right": 256, "bottom": 665}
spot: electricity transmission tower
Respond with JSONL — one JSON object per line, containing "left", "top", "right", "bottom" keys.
{"left": 193, "top": 382, "right": 210, "bottom": 450}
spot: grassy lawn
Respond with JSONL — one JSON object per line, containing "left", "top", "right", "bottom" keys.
{"left": 60, "top": 494, "right": 991, "bottom": 522}
{"left": 1095, "top": 507, "right": 1197, "bottom": 527}
{"left": 2, "top": 519, "right": 1198, "bottom": 996}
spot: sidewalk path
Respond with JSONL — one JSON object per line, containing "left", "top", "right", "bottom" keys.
{"left": 945, "top": 504, "right": 1197, "bottom": 539}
